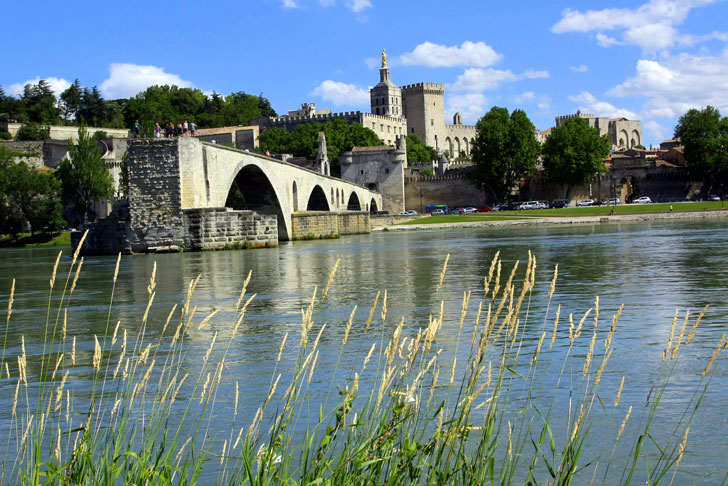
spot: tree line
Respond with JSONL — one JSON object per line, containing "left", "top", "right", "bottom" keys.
{"left": 0, "top": 128, "right": 114, "bottom": 238}
{"left": 469, "top": 105, "right": 728, "bottom": 204}
{"left": 0, "top": 80, "right": 277, "bottom": 138}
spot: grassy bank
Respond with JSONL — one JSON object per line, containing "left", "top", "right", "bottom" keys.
{"left": 399, "top": 215, "right": 528, "bottom": 225}
{"left": 0, "top": 231, "right": 71, "bottom": 248}
{"left": 0, "top": 240, "right": 723, "bottom": 484}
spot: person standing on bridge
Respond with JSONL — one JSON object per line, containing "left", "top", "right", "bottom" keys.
{"left": 155, "top": 123, "right": 161, "bottom": 138}
{"left": 183, "top": 120, "right": 189, "bottom": 135}
{"left": 189, "top": 121, "right": 196, "bottom": 136}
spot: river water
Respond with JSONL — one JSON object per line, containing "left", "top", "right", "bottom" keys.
{"left": 1, "top": 218, "right": 728, "bottom": 484}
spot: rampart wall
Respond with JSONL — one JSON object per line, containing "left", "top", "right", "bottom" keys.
{"left": 404, "top": 174, "right": 484, "bottom": 211}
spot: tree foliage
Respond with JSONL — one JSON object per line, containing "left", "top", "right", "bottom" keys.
{"left": 0, "top": 147, "right": 65, "bottom": 236}
{"left": 15, "top": 123, "right": 50, "bottom": 141}
{"left": 406, "top": 134, "right": 437, "bottom": 163}
{"left": 674, "top": 106, "right": 728, "bottom": 191}
{"left": 258, "top": 119, "right": 382, "bottom": 175}
{"left": 468, "top": 107, "right": 541, "bottom": 203}
{"left": 123, "top": 86, "right": 277, "bottom": 130}
{"left": 57, "top": 127, "right": 114, "bottom": 223}
{"left": 0, "top": 80, "right": 277, "bottom": 133}
{"left": 542, "top": 117, "right": 611, "bottom": 199}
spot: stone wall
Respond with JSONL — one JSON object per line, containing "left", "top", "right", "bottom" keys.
{"left": 184, "top": 208, "right": 277, "bottom": 250}
{"left": 340, "top": 144, "right": 406, "bottom": 213}
{"left": 291, "top": 212, "right": 369, "bottom": 239}
{"left": 404, "top": 175, "right": 485, "bottom": 212}
{"left": 0, "top": 141, "right": 45, "bottom": 168}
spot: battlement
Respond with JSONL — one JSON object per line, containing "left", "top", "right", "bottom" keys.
{"left": 444, "top": 124, "right": 477, "bottom": 133}
{"left": 555, "top": 111, "right": 595, "bottom": 126}
{"left": 266, "top": 111, "right": 364, "bottom": 124}
{"left": 361, "top": 113, "right": 407, "bottom": 123}
{"left": 401, "top": 83, "right": 445, "bottom": 95}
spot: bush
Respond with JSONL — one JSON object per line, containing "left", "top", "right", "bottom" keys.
{"left": 0, "top": 131, "right": 11, "bottom": 140}
{"left": 14, "top": 122, "right": 50, "bottom": 141}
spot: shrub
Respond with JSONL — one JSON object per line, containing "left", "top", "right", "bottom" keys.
{"left": 14, "top": 122, "right": 50, "bottom": 141}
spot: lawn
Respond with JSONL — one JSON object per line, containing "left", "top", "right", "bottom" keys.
{"left": 400, "top": 201, "right": 727, "bottom": 224}
{"left": 398, "top": 214, "right": 528, "bottom": 225}
{"left": 0, "top": 231, "right": 71, "bottom": 248}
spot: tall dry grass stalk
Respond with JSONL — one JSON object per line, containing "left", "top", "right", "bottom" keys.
{"left": 0, "top": 250, "right": 720, "bottom": 486}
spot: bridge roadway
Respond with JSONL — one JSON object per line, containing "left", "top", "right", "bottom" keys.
{"left": 133, "top": 138, "right": 383, "bottom": 241}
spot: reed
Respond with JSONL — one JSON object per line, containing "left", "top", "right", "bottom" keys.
{"left": 0, "top": 249, "right": 722, "bottom": 485}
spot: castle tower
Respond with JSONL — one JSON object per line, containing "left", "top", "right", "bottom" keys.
{"left": 370, "top": 49, "right": 403, "bottom": 118}
{"left": 401, "top": 82, "right": 446, "bottom": 150}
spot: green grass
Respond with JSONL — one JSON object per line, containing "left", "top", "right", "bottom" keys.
{"left": 0, "top": 231, "right": 71, "bottom": 248}
{"left": 0, "top": 246, "right": 722, "bottom": 485}
{"left": 499, "top": 201, "right": 727, "bottom": 217}
{"left": 399, "top": 214, "right": 528, "bottom": 225}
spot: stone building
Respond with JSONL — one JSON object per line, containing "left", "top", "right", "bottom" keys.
{"left": 253, "top": 50, "right": 477, "bottom": 156}
{"left": 554, "top": 110, "right": 642, "bottom": 150}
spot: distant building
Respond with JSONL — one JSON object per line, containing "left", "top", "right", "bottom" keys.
{"left": 253, "top": 50, "right": 477, "bottom": 156}
{"left": 553, "top": 110, "right": 643, "bottom": 150}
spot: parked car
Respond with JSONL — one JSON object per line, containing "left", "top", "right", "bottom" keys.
{"left": 494, "top": 202, "right": 518, "bottom": 211}
{"left": 406, "top": 210, "right": 418, "bottom": 215}
{"left": 633, "top": 196, "right": 652, "bottom": 204}
{"left": 374, "top": 210, "right": 390, "bottom": 215}
{"left": 552, "top": 199, "right": 569, "bottom": 208}
{"left": 577, "top": 199, "right": 595, "bottom": 207}
{"left": 519, "top": 201, "right": 547, "bottom": 210}
{"left": 476, "top": 206, "right": 494, "bottom": 212}
{"left": 709, "top": 195, "right": 721, "bottom": 201}
{"left": 605, "top": 197, "right": 621, "bottom": 205}
{"left": 462, "top": 207, "right": 477, "bottom": 213}
{"left": 431, "top": 209, "right": 445, "bottom": 215}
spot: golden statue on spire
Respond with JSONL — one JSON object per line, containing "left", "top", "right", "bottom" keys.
{"left": 381, "top": 49, "right": 387, "bottom": 68}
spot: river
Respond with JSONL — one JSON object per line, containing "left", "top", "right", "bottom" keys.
{"left": 1, "top": 218, "right": 727, "bottom": 484}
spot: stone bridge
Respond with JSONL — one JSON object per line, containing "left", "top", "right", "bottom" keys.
{"left": 95, "top": 138, "right": 380, "bottom": 251}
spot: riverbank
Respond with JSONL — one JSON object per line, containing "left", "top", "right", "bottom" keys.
{"left": 373, "top": 208, "right": 728, "bottom": 232}
{"left": 0, "top": 231, "right": 70, "bottom": 247}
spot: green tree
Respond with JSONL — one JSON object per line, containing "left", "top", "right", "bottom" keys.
{"left": 57, "top": 127, "right": 114, "bottom": 223}
{"left": 406, "top": 134, "right": 437, "bottom": 163}
{"left": 674, "top": 106, "right": 728, "bottom": 193}
{"left": 0, "top": 147, "right": 65, "bottom": 236}
{"left": 20, "top": 80, "right": 60, "bottom": 124}
{"left": 59, "top": 79, "right": 82, "bottom": 122}
{"left": 257, "top": 120, "right": 382, "bottom": 175}
{"left": 542, "top": 117, "right": 611, "bottom": 200}
{"left": 14, "top": 123, "right": 50, "bottom": 141}
{"left": 468, "top": 107, "right": 541, "bottom": 203}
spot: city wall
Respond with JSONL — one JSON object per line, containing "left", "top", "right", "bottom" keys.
{"left": 404, "top": 174, "right": 484, "bottom": 211}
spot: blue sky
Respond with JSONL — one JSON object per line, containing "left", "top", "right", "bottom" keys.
{"left": 2, "top": 0, "right": 728, "bottom": 147}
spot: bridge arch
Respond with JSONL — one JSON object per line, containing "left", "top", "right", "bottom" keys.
{"left": 225, "top": 164, "right": 289, "bottom": 240}
{"left": 347, "top": 192, "right": 362, "bottom": 211}
{"left": 307, "top": 185, "right": 330, "bottom": 211}
{"left": 370, "top": 198, "right": 378, "bottom": 213}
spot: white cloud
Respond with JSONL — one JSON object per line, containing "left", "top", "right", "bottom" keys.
{"left": 523, "top": 69, "right": 549, "bottom": 79}
{"left": 346, "top": 0, "right": 371, "bottom": 12}
{"left": 596, "top": 33, "right": 621, "bottom": 47}
{"left": 311, "top": 80, "right": 369, "bottom": 105}
{"left": 399, "top": 41, "right": 502, "bottom": 68}
{"left": 552, "top": 0, "right": 719, "bottom": 51}
{"left": 7, "top": 76, "right": 71, "bottom": 97}
{"left": 570, "top": 64, "right": 589, "bottom": 72}
{"left": 445, "top": 93, "right": 488, "bottom": 124}
{"left": 451, "top": 68, "right": 517, "bottom": 91}
{"left": 514, "top": 92, "right": 535, "bottom": 103}
{"left": 569, "top": 91, "right": 639, "bottom": 119}
{"left": 99, "top": 63, "right": 194, "bottom": 99}
{"left": 281, "top": 0, "right": 298, "bottom": 7}
{"left": 450, "top": 67, "right": 548, "bottom": 92}
{"left": 514, "top": 91, "right": 551, "bottom": 109}
{"left": 609, "top": 52, "right": 728, "bottom": 118}
{"left": 644, "top": 120, "right": 668, "bottom": 141}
